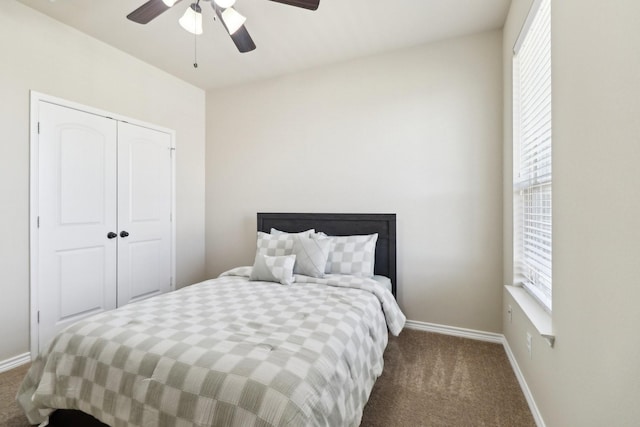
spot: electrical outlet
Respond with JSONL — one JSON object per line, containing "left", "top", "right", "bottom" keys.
{"left": 507, "top": 305, "right": 513, "bottom": 323}
{"left": 526, "top": 332, "right": 532, "bottom": 359}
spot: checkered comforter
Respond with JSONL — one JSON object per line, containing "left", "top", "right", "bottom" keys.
{"left": 17, "top": 271, "right": 405, "bottom": 427}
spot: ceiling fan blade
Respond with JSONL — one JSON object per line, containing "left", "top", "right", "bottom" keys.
{"left": 127, "top": 0, "right": 183, "bottom": 24}
{"left": 212, "top": 4, "right": 257, "bottom": 53}
{"left": 229, "top": 26, "right": 257, "bottom": 53}
{"left": 267, "top": 0, "right": 320, "bottom": 11}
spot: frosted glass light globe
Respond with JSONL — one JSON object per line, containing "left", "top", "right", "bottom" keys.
{"left": 214, "top": 0, "right": 236, "bottom": 8}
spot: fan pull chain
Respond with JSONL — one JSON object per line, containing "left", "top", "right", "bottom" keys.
{"left": 193, "top": 30, "right": 198, "bottom": 68}
{"left": 193, "top": 4, "right": 198, "bottom": 68}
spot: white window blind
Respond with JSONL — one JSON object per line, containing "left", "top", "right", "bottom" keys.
{"left": 513, "top": 0, "right": 552, "bottom": 310}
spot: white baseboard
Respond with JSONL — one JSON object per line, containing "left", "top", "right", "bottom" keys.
{"left": 0, "top": 352, "right": 31, "bottom": 373}
{"left": 404, "top": 319, "right": 503, "bottom": 343}
{"left": 404, "top": 319, "right": 544, "bottom": 427}
{"left": 502, "top": 338, "right": 546, "bottom": 427}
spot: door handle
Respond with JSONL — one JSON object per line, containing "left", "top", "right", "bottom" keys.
{"left": 107, "top": 232, "right": 117, "bottom": 239}
{"left": 120, "top": 231, "right": 130, "bottom": 238}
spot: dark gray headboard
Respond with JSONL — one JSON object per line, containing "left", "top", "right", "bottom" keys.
{"left": 257, "top": 213, "right": 397, "bottom": 296}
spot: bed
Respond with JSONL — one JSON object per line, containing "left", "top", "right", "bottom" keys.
{"left": 18, "top": 213, "right": 405, "bottom": 427}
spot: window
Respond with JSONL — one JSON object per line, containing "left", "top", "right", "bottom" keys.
{"left": 513, "top": 0, "right": 552, "bottom": 311}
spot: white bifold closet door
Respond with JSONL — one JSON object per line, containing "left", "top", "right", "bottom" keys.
{"left": 36, "top": 101, "right": 172, "bottom": 352}
{"left": 117, "top": 122, "right": 172, "bottom": 307}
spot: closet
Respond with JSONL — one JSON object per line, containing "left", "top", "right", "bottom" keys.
{"left": 31, "top": 95, "right": 174, "bottom": 354}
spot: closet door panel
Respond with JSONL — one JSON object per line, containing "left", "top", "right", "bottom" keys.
{"left": 117, "top": 122, "right": 172, "bottom": 306}
{"left": 37, "top": 102, "right": 118, "bottom": 352}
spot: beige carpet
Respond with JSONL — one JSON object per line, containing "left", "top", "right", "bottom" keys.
{"left": 360, "top": 329, "right": 535, "bottom": 426}
{"left": 0, "top": 363, "right": 31, "bottom": 427}
{"left": 1, "top": 329, "right": 534, "bottom": 427}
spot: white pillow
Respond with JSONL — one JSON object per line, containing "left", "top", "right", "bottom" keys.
{"left": 270, "top": 228, "right": 315, "bottom": 237}
{"left": 249, "top": 253, "right": 296, "bottom": 285}
{"left": 291, "top": 235, "right": 331, "bottom": 278}
{"left": 318, "top": 233, "right": 378, "bottom": 277}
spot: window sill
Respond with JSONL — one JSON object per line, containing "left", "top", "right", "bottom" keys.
{"left": 505, "top": 285, "right": 555, "bottom": 347}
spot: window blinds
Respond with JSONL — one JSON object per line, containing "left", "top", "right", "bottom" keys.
{"left": 513, "top": 0, "right": 552, "bottom": 309}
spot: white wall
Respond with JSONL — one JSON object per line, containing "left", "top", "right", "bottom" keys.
{"left": 206, "top": 31, "right": 504, "bottom": 333}
{"left": 503, "top": 0, "right": 640, "bottom": 425}
{"left": 0, "top": 1, "right": 206, "bottom": 362}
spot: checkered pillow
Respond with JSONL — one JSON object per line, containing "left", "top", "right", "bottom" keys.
{"left": 256, "top": 231, "right": 296, "bottom": 256}
{"left": 249, "top": 253, "right": 296, "bottom": 285}
{"left": 270, "top": 228, "right": 315, "bottom": 237}
{"left": 320, "top": 233, "right": 378, "bottom": 277}
{"left": 292, "top": 235, "right": 331, "bottom": 278}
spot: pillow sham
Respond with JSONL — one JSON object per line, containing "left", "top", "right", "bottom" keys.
{"left": 291, "top": 235, "right": 331, "bottom": 278}
{"left": 249, "top": 253, "right": 296, "bottom": 285}
{"left": 270, "top": 228, "right": 315, "bottom": 237}
{"left": 318, "top": 233, "right": 378, "bottom": 277}
{"left": 256, "top": 231, "right": 296, "bottom": 256}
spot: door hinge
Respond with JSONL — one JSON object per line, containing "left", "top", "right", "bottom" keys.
{"left": 37, "top": 216, "right": 40, "bottom": 228}
{"left": 37, "top": 122, "right": 40, "bottom": 134}
{"left": 37, "top": 311, "right": 40, "bottom": 323}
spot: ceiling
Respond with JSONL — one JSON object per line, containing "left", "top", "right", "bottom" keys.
{"left": 17, "top": 0, "right": 511, "bottom": 91}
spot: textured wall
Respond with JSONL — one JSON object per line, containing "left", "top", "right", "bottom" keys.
{"left": 0, "top": 1, "right": 206, "bottom": 363}
{"left": 206, "top": 30, "right": 504, "bottom": 333}
{"left": 503, "top": 0, "right": 640, "bottom": 425}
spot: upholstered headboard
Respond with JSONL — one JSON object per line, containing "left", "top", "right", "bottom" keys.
{"left": 257, "top": 213, "right": 397, "bottom": 296}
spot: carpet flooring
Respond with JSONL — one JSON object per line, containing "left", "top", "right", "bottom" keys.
{"left": 1, "top": 363, "right": 30, "bottom": 427}
{"left": 360, "top": 329, "right": 535, "bottom": 426}
{"left": 0, "top": 329, "right": 535, "bottom": 426}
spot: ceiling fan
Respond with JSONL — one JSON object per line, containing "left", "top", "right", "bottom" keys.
{"left": 127, "top": 0, "right": 320, "bottom": 54}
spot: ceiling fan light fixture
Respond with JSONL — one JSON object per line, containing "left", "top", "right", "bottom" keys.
{"left": 221, "top": 7, "right": 246, "bottom": 35}
{"left": 162, "top": 0, "right": 178, "bottom": 6}
{"left": 179, "top": 3, "right": 203, "bottom": 35}
{"left": 214, "top": 0, "right": 236, "bottom": 8}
